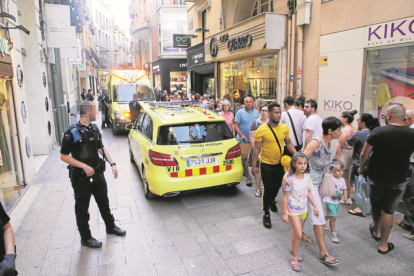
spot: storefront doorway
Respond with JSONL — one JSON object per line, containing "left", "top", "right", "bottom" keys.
{"left": 202, "top": 77, "right": 215, "bottom": 98}
{"left": 0, "top": 79, "right": 24, "bottom": 212}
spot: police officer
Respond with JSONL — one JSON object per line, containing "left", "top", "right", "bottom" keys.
{"left": 129, "top": 93, "right": 144, "bottom": 123}
{"left": 61, "top": 101, "right": 126, "bottom": 248}
{"left": 99, "top": 89, "right": 110, "bottom": 129}
{"left": 0, "top": 204, "right": 17, "bottom": 275}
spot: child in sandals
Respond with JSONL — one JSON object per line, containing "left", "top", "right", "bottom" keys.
{"left": 282, "top": 153, "right": 320, "bottom": 272}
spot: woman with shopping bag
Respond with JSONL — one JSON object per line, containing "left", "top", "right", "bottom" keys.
{"left": 347, "top": 113, "right": 379, "bottom": 216}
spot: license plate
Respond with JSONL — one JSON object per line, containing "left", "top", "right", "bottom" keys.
{"left": 187, "top": 157, "right": 217, "bottom": 167}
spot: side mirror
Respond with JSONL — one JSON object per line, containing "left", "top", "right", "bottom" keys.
{"left": 125, "top": 123, "right": 133, "bottom": 131}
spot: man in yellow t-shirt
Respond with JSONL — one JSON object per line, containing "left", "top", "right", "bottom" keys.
{"left": 252, "top": 101, "right": 297, "bottom": 228}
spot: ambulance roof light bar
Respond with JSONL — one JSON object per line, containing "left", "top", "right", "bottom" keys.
{"left": 149, "top": 101, "right": 200, "bottom": 108}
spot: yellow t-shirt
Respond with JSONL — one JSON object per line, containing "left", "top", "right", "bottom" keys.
{"left": 254, "top": 123, "right": 290, "bottom": 165}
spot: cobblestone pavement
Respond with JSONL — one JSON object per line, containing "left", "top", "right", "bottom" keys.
{"left": 11, "top": 128, "right": 414, "bottom": 275}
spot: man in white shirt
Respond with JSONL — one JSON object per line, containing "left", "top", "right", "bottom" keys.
{"left": 302, "top": 99, "right": 323, "bottom": 150}
{"left": 281, "top": 96, "right": 307, "bottom": 156}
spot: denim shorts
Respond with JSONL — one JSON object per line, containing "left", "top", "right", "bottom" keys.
{"left": 370, "top": 180, "right": 409, "bottom": 215}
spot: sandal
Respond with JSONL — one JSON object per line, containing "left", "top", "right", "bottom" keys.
{"left": 378, "top": 242, "right": 394, "bottom": 254}
{"left": 348, "top": 209, "right": 364, "bottom": 217}
{"left": 301, "top": 232, "right": 314, "bottom": 244}
{"left": 403, "top": 232, "right": 414, "bottom": 241}
{"left": 246, "top": 177, "right": 252, "bottom": 187}
{"left": 369, "top": 223, "right": 381, "bottom": 241}
{"left": 394, "top": 220, "right": 414, "bottom": 232}
{"left": 290, "top": 249, "right": 303, "bottom": 261}
{"left": 255, "top": 189, "right": 262, "bottom": 197}
{"left": 319, "top": 253, "right": 339, "bottom": 266}
{"left": 291, "top": 256, "right": 301, "bottom": 272}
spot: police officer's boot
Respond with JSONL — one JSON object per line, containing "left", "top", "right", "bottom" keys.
{"left": 106, "top": 225, "right": 126, "bottom": 236}
{"left": 81, "top": 237, "right": 102, "bottom": 248}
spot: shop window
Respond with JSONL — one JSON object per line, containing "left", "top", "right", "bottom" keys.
{"left": 0, "top": 80, "right": 24, "bottom": 211}
{"left": 170, "top": 72, "right": 186, "bottom": 94}
{"left": 250, "top": 0, "right": 273, "bottom": 17}
{"left": 362, "top": 45, "right": 414, "bottom": 125}
{"left": 220, "top": 55, "right": 279, "bottom": 111}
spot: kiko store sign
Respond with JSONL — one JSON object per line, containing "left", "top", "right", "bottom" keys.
{"left": 365, "top": 16, "right": 414, "bottom": 47}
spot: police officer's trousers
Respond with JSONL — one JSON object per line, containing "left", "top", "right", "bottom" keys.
{"left": 101, "top": 109, "right": 110, "bottom": 128}
{"left": 71, "top": 172, "right": 115, "bottom": 240}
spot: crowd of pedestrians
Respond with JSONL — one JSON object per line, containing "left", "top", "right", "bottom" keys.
{"left": 200, "top": 92, "right": 414, "bottom": 271}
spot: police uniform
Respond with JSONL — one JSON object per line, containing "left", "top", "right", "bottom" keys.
{"left": 128, "top": 100, "right": 142, "bottom": 123}
{"left": 99, "top": 94, "right": 110, "bottom": 128}
{"left": 61, "top": 122, "right": 123, "bottom": 244}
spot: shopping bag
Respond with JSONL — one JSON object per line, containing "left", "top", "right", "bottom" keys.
{"left": 355, "top": 175, "right": 372, "bottom": 216}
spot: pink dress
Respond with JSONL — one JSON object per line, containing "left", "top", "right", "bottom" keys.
{"left": 220, "top": 111, "right": 234, "bottom": 132}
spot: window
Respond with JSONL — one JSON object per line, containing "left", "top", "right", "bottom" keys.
{"left": 142, "top": 115, "right": 153, "bottom": 140}
{"left": 362, "top": 45, "right": 414, "bottom": 125}
{"left": 159, "top": 10, "right": 187, "bottom": 55}
{"left": 136, "top": 113, "right": 146, "bottom": 131}
{"left": 96, "top": 10, "right": 98, "bottom": 22}
{"left": 157, "top": 122, "right": 234, "bottom": 145}
{"left": 250, "top": 0, "right": 274, "bottom": 17}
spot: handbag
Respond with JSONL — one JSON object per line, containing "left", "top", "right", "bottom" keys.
{"left": 317, "top": 138, "right": 337, "bottom": 197}
{"left": 286, "top": 111, "right": 303, "bottom": 151}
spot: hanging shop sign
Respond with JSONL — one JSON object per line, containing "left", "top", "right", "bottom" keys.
{"left": 44, "top": 4, "right": 75, "bottom": 48}
{"left": 21, "top": 101, "right": 27, "bottom": 123}
{"left": 173, "top": 34, "right": 191, "bottom": 48}
{"left": 42, "top": 72, "right": 46, "bottom": 87}
{"left": 17, "top": 65, "right": 23, "bottom": 86}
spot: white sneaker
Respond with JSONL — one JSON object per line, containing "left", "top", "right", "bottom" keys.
{"left": 324, "top": 223, "right": 329, "bottom": 231}
{"left": 330, "top": 232, "right": 339, "bottom": 243}
{"left": 340, "top": 198, "right": 352, "bottom": 205}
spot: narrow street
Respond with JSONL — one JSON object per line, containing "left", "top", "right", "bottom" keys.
{"left": 9, "top": 128, "right": 414, "bottom": 276}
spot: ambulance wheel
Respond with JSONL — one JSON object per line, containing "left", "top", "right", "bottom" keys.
{"left": 111, "top": 123, "right": 119, "bottom": 136}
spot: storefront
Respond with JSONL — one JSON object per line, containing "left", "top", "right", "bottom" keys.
{"left": 318, "top": 16, "right": 414, "bottom": 126}
{"left": 204, "top": 13, "right": 288, "bottom": 111}
{"left": 0, "top": 33, "right": 26, "bottom": 212}
{"left": 152, "top": 58, "right": 187, "bottom": 94}
{"left": 187, "top": 42, "right": 215, "bottom": 98}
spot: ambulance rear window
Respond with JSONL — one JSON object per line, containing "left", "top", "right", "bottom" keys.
{"left": 157, "top": 122, "right": 234, "bottom": 145}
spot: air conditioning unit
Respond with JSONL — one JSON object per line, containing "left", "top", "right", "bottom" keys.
{"left": 297, "top": 0, "right": 311, "bottom": 25}
{"left": 206, "top": 0, "right": 211, "bottom": 9}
